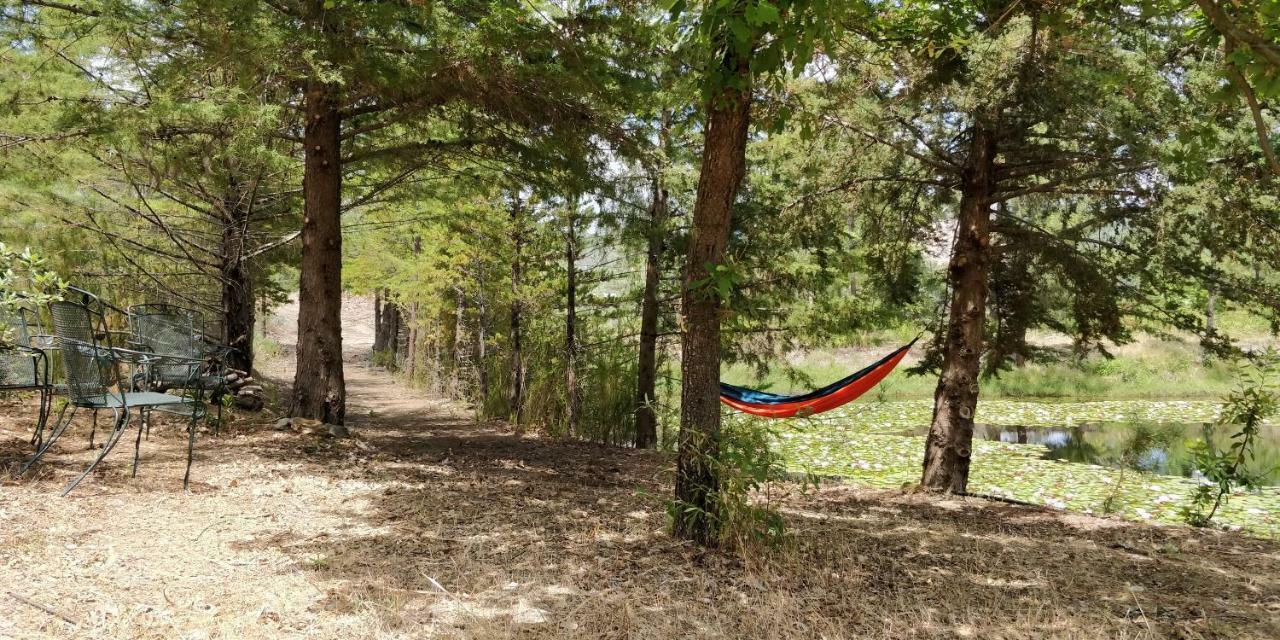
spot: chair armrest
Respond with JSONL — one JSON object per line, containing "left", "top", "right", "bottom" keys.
{"left": 29, "top": 334, "right": 57, "bottom": 349}
{"left": 110, "top": 346, "right": 203, "bottom": 366}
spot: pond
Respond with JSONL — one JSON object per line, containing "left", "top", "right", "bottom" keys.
{"left": 762, "top": 399, "right": 1280, "bottom": 536}
{"left": 911, "top": 421, "right": 1280, "bottom": 486}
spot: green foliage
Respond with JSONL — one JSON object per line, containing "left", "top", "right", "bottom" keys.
{"left": 1182, "top": 350, "right": 1279, "bottom": 527}
{"left": 0, "top": 244, "right": 66, "bottom": 346}
{"left": 672, "top": 0, "right": 846, "bottom": 99}
{"left": 667, "top": 416, "right": 802, "bottom": 549}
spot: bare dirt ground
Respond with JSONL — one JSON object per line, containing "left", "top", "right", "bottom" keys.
{"left": 2, "top": 297, "right": 1279, "bottom": 639}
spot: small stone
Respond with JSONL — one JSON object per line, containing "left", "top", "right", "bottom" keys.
{"left": 325, "top": 423, "right": 350, "bottom": 438}
{"left": 236, "top": 396, "right": 264, "bottom": 412}
{"left": 273, "top": 418, "right": 293, "bottom": 431}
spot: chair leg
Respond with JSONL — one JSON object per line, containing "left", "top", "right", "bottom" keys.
{"left": 30, "top": 387, "right": 50, "bottom": 448}
{"left": 214, "top": 391, "right": 224, "bottom": 437}
{"left": 19, "top": 405, "right": 75, "bottom": 476}
{"left": 145, "top": 406, "right": 151, "bottom": 440}
{"left": 61, "top": 408, "right": 129, "bottom": 497}
{"left": 89, "top": 410, "right": 98, "bottom": 449}
{"left": 131, "top": 408, "right": 147, "bottom": 478}
{"left": 183, "top": 409, "right": 198, "bottom": 492}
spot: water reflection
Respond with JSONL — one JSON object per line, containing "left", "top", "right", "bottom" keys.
{"left": 914, "top": 421, "right": 1280, "bottom": 485}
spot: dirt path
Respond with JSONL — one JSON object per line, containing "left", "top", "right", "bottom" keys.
{"left": 2, "top": 299, "right": 1279, "bottom": 639}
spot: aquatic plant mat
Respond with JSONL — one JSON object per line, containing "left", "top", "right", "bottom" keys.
{"left": 0, "top": 366, "right": 1277, "bottom": 639}
{"left": 771, "top": 401, "right": 1280, "bottom": 536}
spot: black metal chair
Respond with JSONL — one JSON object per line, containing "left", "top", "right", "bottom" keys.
{"left": 19, "top": 290, "right": 208, "bottom": 495}
{"left": 1, "top": 302, "right": 53, "bottom": 448}
{"left": 128, "top": 303, "right": 228, "bottom": 435}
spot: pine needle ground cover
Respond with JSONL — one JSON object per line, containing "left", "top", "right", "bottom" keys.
{"left": 4, "top": 383, "right": 1280, "bottom": 638}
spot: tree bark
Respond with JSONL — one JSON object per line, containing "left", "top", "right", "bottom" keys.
{"left": 674, "top": 60, "right": 753, "bottom": 545}
{"left": 220, "top": 202, "right": 255, "bottom": 373}
{"left": 565, "top": 200, "right": 580, "bottom": 439}
{"left": 453, "top": 285, "right": 467, "bottom": 392}
{"left": 509, "top": 196, "right": 526, "bottom": 428}
{"left": 373, "top": 288, "right": 401, "bottom": 360}
{"left": 921, "top": 120, "right": 998, "bottom": 493}
{"left": 634, "top": 118, "right": 669, "bottom": 449}
{"left": 475, "top": 286, "right": 489, "bottom": 404}
{"left": 291, "top": 75, "right": 346, "bottom": 425}
{"left": 405, "top": 236, "right": 421, "bottom": 380}
{"left": 407, "top": 302, "right": 419, "bottom": 380}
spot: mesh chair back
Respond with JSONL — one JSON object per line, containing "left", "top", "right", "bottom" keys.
{"left": 50, "top": 299, "right": 115, "bottom": 403}
{"left": 0, "top": 306, "right": 37, "bottom": 388}
{"left": 129, "top": 304, "right": 202, "bottom": 385}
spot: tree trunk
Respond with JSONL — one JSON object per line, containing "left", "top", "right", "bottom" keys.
{"left": 565, "top": 201, "right": 580, "bottom": 439}
{"left": 674, "top": 61, "right": 753, "bottom": 546}
{"left": 407, "top": 302, "right": 419, "bottom": 381}
{"left": 453, "top": 285, "right": 467, "bottom": 393}
{"left": 220, "top": 203, "right": 255, "bottom": 373}
{"left": 921, "top": 120, "right": 998, "bottom": 493}
{"left": 475, "top": 287, "right": 489, "bottom": 404}
{"left": 509, "top": 196, "right": 525, "bottom": 428}
{"left": 292, "top": 76, "right": 345, "bottom": 425}
{"left": 634, "top": 124, "right": 669, "bottom": 449}
{"left": 373, "top": 288, "right": 401, "bottom": 361}
{"left": 385, "top": 295, "right": 402, "bottom": 361}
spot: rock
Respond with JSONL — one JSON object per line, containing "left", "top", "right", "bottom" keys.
{"left": 273, "top": 417, "right": 294, "bottom": 431}
{"left": 224, "top": 372, "right": 240, "bottom": 383}
{"left": 236, "top": 395, "right": 264, "bottom": 412}
{"left": 238, "top": 385, "right": 264, "bottom": 394}
{"left": 325, "top": 423, "right": 351, "bottom": 438}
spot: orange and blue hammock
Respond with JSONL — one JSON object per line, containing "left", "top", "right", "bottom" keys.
{"left": 720, "top": 338, "right": 917, "bottom": 418}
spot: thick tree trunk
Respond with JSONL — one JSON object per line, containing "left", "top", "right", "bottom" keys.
{"left": 292, "top": 77, "right": 345, "bottom": 425}
{"left": 921, "top": 121, "right": 998, "bottom": 493}
{"left": 635, "top": 112, "right": 670, "bottom": 450}
{"left": 509, "top": 197, "right": 525, "bottom": 428}
{"left": 220, "top": 204, "right": 255, "bottom": 373}
{"left": 565, "top": 202, "right": 580, "bottom": 439}
{"left": 674, "top": 62, "right": 753, "bottom": 546}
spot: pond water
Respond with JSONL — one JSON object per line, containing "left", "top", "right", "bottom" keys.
{"left": 916, "top": 421, "right": 1280, "bottom": 486}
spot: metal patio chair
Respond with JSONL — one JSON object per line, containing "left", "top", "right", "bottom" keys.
{"left": 1, "top": 301, "right": 53, "bottom": 449}
{"left": 128, "top": 303, "right": 228, "bottom": 435}
{"left": 19, "top": 291, "right": 208, "bottom": 495}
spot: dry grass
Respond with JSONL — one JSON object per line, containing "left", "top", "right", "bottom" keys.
{"left": 1, "top": 347, "right": 1278, "bottom": 638}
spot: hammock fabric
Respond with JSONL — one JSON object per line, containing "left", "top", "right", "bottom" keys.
{"left": 720, "top": 338, "right": 917, "bottom": 419}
